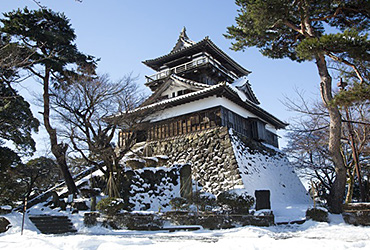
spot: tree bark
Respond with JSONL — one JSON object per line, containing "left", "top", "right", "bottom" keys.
{"left": 316, "top": 54, "right": 346, "bottom": 213}
{"left": 345, "top": 168, "right": 355, "bottom": 204}
{"left": 42, "top": 67, "right": 78, "bottom": 194}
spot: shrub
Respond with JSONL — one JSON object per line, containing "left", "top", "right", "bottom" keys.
{"left": 170, "top": 197, "right": 189, "bottom": 211}
{"left": 191, "top": 191, "right": 217, "bottom": 211}
{"left": 217, "top": 190, "right": 254, "bottom": 214}
{"left": 96, "top": 197, "right": 125, "bottom": 216}
{"left": 306, "top": 208, "right": 328, "bottom": 222}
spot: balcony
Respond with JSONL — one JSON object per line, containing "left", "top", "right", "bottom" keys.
{"left": 145, "top": 56, "right": 238, "bottom": 84}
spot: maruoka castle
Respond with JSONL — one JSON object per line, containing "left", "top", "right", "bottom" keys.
{"left": 113, "top": 28, "right": 310, "bottom": 211}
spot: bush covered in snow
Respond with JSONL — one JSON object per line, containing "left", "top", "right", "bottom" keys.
{"left": 306, "top": 207, "right": 329, "bottom": 222}
{"left": 190, "top": 191, "right": 217, "bottom": 211}
{"left": 96, "top": 197, "right": 125, "bottom": 216}
{"left": 169, "top": 197, "right": 189, "bottom": 211}
{"left": 217, "top": 190, "right": 254, "bottom": 214}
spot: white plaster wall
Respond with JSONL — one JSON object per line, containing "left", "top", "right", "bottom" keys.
{"left": 265, "top": 124, "right": 277, "bottom": 134}
{"left": 149, "top": 95, "right": 278, "bottom": 132}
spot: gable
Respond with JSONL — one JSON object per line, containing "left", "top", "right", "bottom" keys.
{"left": 140, "top": 74, "right": 208, "bottom": 106}
{"left": 232, "top": 76, "right": 260, "bottom": 104}
{"left": 161, "top": 84, "right": 193, "bottom": 99}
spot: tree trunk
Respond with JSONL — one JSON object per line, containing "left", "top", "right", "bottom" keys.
{"left": 42, "top": 67, "right": 78, "bottom": 194}
{"left": 316, "top": 54, "right": 346, "bottom": 213}
{"left": 345, "top": 168, "right": 355, "bottom": 204}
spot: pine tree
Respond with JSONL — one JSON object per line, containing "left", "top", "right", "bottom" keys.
{"left": 226, "top": 0, "right": 369, "bottom": 213}
{"left": 1, "top": 8, "right": 96, "bottom": 194}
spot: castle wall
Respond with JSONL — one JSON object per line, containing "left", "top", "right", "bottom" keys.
{"left": 145, "top": 127, "right": 310, "bottom": 210}
{"left": 116, "top": 126, "right": 309, "bottom": 212}
{"left": 118, "top": 165, "right": 182, "bottom": 211}
{"left": 146, "top": 127, "right": 244, "bottom": 195}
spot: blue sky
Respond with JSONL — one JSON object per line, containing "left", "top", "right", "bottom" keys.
{"left": 2, "top": 0, "right": 324, "bottom": 152}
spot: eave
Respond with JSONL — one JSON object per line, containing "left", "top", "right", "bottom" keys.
{"left": 142, "top": 38, "right": 251, "bottom": 77}
{"left": 124, "top": 83, "right": 287, "bottom": 129}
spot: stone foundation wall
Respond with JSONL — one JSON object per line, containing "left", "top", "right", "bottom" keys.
{"left": 84, "top": 211, "right": 275, "bottom": 230}
{"left": 118, "top": 165, "right": 182, "bottom": 211}
{"left": 342, "top": 203, "right": 370, "bottom": 226}
{"left": 146, "top": 127, "right": 243, "bottom": 195}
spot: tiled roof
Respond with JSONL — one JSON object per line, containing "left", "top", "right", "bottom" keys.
{"left": 125, "top": 81, "right": 287, "bottom": 129}
{"left": 140, "top": 74, "right": 209, "bottom": 106}
{"left": 170, "top": 74, "right": 209, "bottom": 88}
{"left": 143, "top": 37, "right": 250, "bottom": 77}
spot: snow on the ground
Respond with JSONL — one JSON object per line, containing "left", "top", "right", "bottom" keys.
{"left": 1, "top": 211, "right": 370, "bottom": 250}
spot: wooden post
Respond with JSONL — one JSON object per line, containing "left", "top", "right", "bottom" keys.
{"left": 21, "top": 196, "right": 27, "bottom": 235}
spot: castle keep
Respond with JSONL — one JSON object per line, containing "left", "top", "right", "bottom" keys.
{"left": 118, "top": 28, "right": 287, "bottom": 149}
{"left": 115, "top": 28, "right": 309, "bottom": 209}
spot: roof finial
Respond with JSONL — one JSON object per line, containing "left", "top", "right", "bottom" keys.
{"left": 170, "top": 27, "right": 195, "bottom": 53}
{"left": 180, "top": 26, "right": 188, "bottom": 39}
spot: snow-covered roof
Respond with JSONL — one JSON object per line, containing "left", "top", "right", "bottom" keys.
{"left": 231, "top": 76, "right": 260, "bottom": 104}
{"left": 133, "top": 81, "right": 227, "bottom": 112}
{"left": 120, "top": 76, "right": 287, "bottom": 129}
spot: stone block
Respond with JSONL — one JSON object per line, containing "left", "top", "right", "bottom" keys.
{"left": 125, "top": 159, "right": 145, "bottom": 169}
{"left": 144, "top": 157, "right": 158, "bottom": 167}
{"left": 342, "top": 210, "right": 370, "bottom": 226}
{"left": 305, "top": 208, "right": 328, "bottom": 222}
{"left": 73, "top": 201, "right": 89, "bottom": 211}
{"left": 0, "top": 217, "right": 11, "bottom": 233}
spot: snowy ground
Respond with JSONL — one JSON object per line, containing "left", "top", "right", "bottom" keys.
{"left": 1, "top": 212, "right": 369, "bottom": 250}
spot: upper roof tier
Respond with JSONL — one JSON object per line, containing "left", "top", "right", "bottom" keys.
{"left": 170, "top": 27, "right": 196, "bottom": 53}
{"left": 142, "top": 28, "right": 251, "bottom": 77}
{"left": 122, "top": 74, "right": 287, "bottom": 129}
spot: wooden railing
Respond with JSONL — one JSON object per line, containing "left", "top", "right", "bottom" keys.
{"left": 146, "top": 56, "right": 238, "bottom": 83}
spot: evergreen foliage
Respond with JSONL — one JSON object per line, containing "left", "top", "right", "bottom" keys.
{"left": 217, "top": 190, "right": 254, "bottom": 214}
{"left": 21, "top": 157, "right": 62, "bottom": 197}
{"left": 0, "top": 82, "right": 39, "bottom": 154}
{"left": 169, "top": 197, "right": 189, "bottom": 211}
{"left": 226, "top": 0, "right": 369, "bottom": 62}
{"left": 0, "top": 74, "right": 39, "bottom": 206}
{"left": 1, "top": 7, "right": 96, "bottom": 194}
{"left": 190, "top": 191, "right": 217, "bottom": 211}
{"left": 226, "top": 0, "right": 369, "bottom": 213}
{"left": 96, "top": 197, "right": 125, "bottom": 216}
{"left": 1, "top": 7, "right": 94, "bottom": 81}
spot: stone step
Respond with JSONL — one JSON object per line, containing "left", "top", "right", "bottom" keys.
{"left": 29, "top": 215, "right": 77, "bottom": 234}
{"left": 36, "top": 227, "right": 77, "bottom": 234}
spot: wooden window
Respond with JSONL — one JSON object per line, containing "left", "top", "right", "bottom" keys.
{"left": 165, "top": 124, "right": 169, "bottom": 137}
{"left": 174, "top": 121, "right": 178, "bottom": 136}
{"left": 161, "top": 124, "right": 165, "bottom": 139}
{"left": 169, "top": 122, "right": 173, "bottom": 136}
{"left": 177, "top": 120, "right": 181, "bottom": 135}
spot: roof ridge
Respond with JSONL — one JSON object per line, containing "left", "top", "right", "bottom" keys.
{"left": 170, "top": 74, "right": 210, "bottom": 88}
